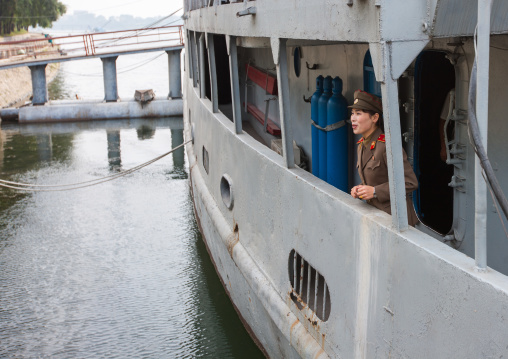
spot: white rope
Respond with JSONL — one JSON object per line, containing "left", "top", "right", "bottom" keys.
{"left": 0, "top": 140, "right": 191, "bottom": 192}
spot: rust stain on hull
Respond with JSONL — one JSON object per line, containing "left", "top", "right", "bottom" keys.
{"left": 314, "top": 348, "right": 325, "bottom": 359}
{"left": 226, "top": 233, "right": 239, "bottom": 258}
{"left": 290, "top": 319, "right": 299, "bottom": 344}
{"left": 290, "top": 319, "right": 299, "bottom": 332}
{"left": 226, "top": 223, "right": 239, "bottom": 258}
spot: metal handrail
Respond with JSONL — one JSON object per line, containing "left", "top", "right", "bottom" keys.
{"left": 0, "top": 25, "right": 183, "bottom": 61}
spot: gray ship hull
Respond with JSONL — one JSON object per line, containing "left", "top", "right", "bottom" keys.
{"left": 184, "top": 82, "right": 508, "bottom": 357}
{"left": 183, "top": 1, "right": 508, "bottom": 357}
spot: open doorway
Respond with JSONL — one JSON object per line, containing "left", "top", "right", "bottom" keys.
{"left": 414, "top": 51, "right": 455, "bottom": 235}
{"left": 213, "top": 34, "right": 233, "bottom": 121}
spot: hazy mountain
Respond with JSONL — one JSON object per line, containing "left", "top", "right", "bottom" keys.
{"left": 32, "top": 11, "right": 182, "bottom": 32}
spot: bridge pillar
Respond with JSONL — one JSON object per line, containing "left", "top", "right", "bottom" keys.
{"left": 29, "top": 64, "right": 48, "bottom": 105}
{"left": 167, "top": 49, "right": 182, "bottom": 99}
{"left": 101, "top": 56, "right": 119, "bottom": 102}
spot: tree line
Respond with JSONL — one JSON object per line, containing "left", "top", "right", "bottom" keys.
{"left": 0, "top": 0, "right": 67, "bottom": 35}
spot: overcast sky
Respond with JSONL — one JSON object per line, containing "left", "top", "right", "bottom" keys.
{"left": 62, "top": 0, "right": 183, "bottom": 18}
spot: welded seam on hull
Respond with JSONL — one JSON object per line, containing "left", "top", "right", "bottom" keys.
{"left": 184, "top": 121, "right": 330, "bottom": 359}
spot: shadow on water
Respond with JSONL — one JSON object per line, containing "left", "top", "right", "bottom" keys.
{"left": 168, "top": 128, "right": 188, "bottom": 180}
{"left": 184, "top": 191, "right": 264, "bottom": 358}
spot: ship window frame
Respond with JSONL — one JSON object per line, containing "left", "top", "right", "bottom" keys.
{"left": 220, "top": 174, "right": 234, "bottom": 210}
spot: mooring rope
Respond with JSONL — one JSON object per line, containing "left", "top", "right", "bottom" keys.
{"left": 0, "top": 140, "right": 191, "bottom": 192}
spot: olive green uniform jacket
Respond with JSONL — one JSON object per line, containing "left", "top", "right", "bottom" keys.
{"left": 356, "top": 127, "right": 419, "bottom": 226}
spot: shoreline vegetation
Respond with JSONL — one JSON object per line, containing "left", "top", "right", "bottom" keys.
{"left": 0, "top": 0, "right": 66, "bottom": 36}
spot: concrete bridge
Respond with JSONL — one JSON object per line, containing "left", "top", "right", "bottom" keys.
{"left": 0, "top": 26, "right": 184, "bottom": 121}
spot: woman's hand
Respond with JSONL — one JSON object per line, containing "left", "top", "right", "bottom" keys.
{"left": 351, "top": 185, "right": 361, "bottom": 198}
{"left": 352, "top": 185, "right": 375, "bottom": 200}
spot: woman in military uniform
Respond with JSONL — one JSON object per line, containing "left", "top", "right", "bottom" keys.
{"left": 349, "top": 90, "right": 419, "bottom": 226}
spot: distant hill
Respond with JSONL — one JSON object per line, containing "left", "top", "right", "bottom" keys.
{"left": 32, "top": 11, "right": 182, "bottom": 32}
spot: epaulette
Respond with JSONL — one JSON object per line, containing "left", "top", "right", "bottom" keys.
{"left": 370, "top": 134, "right": 386, "bottom": 150}
{"left": 357, "top": 138, "right": 364, "bottom": 145}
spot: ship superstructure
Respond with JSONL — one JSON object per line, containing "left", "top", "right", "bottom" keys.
{"left": 183, "top": 1, "right": 508, "bottom": 357}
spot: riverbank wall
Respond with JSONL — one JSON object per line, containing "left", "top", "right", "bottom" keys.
{"left": 0, "top": 62, "right": 60, "bottom": 109}
{"left": 0, "top": 32, "right": 60, "bottom": 109}
{"left": 17, "top": 98, "right": 183, "bottom": 123}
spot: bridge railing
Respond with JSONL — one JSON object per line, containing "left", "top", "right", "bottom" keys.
{"left": 0, "top": 25, "right": 183, "bottom": 62}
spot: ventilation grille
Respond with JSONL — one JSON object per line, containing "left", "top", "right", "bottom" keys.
{"left": 288, "top": 249, "right": 331, "bottom": 322}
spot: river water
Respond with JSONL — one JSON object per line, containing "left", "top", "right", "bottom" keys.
{"left": 0, "top": 54, "right": 263, "bottom": 358}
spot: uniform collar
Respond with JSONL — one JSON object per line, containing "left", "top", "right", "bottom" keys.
{"left": 362, "top": 131, "right": 375, "bottom": 149}
{"left": 359, "top": 127, "right": 383, "bottom": 149}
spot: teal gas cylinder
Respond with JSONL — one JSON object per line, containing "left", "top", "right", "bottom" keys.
{"left": 311, "top": 75, "right": 324, "bottom": 176}
{"left": 326, "top": 76, "right": 349, "bottom": 191}
{"left": 318, "top": 76, "right": 332, "bottom": 180}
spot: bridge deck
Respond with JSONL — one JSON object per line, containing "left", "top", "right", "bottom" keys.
{"left": 0, "top": 25, "right": 184, "bottom": 70}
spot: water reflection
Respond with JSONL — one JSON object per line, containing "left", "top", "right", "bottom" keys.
{"left": 0, "top": 119, "right": 263, "bottom": 358}
{"left": 190, "top": 219, "right": 264, "bottom": 358}
{"left": 0, "top": 126, "right": 74, "bottom": 215}
{"left": 170, "top": 128, "right": 187, "bottom": 180}
{"left": 136, "top": 124, "right": 156, "bottom": 140}
{"left": 107, "top": 130, "right": 122, "bottom": 170}
{"left": 36, "top": 134, "right": 53, "bottom": 162}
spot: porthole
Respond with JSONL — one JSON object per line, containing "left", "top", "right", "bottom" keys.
{"left": 220, "top": 174, "right": 234, "bottom": 210}
{"left": 288, "top": 249, "right": 331, "bottom": 321}
{"left": 202, "top": 146, "right": 209, "bottom": 174}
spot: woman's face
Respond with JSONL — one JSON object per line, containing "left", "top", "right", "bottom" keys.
{"left": 351, "top": 109, "right": 378, "bottom": 137}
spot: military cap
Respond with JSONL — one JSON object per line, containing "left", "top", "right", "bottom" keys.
{"left": 348, "top": 90, "right": 383, "bottom": 114}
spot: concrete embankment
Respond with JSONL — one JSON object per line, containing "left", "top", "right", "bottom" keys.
{"left": 0, "top": 63, "right": 60, "bottom": 108}
{"left": 16, "top": 98, "right": 183, "bottom": 123}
